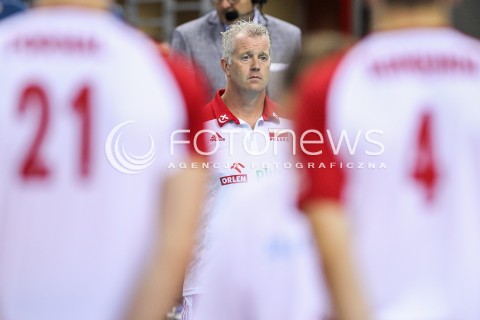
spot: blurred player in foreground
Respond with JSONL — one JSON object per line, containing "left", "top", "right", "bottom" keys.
{"left": 195, "top": 175, "right": 329, "bottom": 320}
{"left": 0, "top": 0, "right": 206, "bottom": 319}
{"left": 296, "top": 0, "right": 480, "bottom": 319}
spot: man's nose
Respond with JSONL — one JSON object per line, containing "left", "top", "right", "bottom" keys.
{"left": 251, "top": 58, "right": 260, "bottom": 71}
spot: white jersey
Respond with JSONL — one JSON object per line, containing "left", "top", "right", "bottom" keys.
{"left": 297, "top": 27, "right": 480, "bottom": 320}
{"left": 183, "top": 90, "right": 294, "bottom": 296}
{"left": 0, "top": 8, "right": 189, "bottom": 320}
{"left": 195, "top": 174, "right": 329, "bottom": 320}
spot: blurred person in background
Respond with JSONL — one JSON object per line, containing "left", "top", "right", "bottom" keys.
{"left": 295, "top": 0, "right": 480, "bottom": 319}
{"left": 0, "top": 0, "right": 207, "bottom": 319}
{"left": 280, "top": 30, "right": 356, "bottom": 119}
{"left": 0, "top": 0, "right": 26, "bottom": 20}
{"left": 170, "top": 0, "right": 300, "bottom": 101}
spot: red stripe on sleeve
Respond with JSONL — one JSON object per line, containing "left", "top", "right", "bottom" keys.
{"left": 295, "top": 53, "right": 346, "bottom": 209}
{"left": 164, "top": 53, "right": 209, "bottom": 155}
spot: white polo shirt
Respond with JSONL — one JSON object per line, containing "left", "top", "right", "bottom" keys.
{"left": 183, "top": 90, "right": 295, "bottom": 296}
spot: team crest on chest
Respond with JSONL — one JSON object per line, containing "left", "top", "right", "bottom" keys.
{"left": 218, "top": 114, "right": 229, "bottom": 124}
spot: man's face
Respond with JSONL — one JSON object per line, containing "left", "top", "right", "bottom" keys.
{"left": 214, "top": 0, "right": 254, "bottom": 25}
{"left": 224, "top": 33, "right": 271, "bottom": 93}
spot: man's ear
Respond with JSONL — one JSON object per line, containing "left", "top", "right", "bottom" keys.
{"left": 221, "top": 58, "right": 230, "bottom": 76}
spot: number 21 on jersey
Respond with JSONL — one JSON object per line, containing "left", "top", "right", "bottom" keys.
{"left": 17, "top": 83, "right": 92, "bottom": 180}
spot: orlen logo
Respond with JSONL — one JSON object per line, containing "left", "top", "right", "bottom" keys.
{"left": 220, "top": 162, "right": 248, "bottom": 186}
{"left": 209, "top": 132, "right": 226, "bottom": 142}
{"left": 105, "top": 121, "right": 156, "bottom": 175}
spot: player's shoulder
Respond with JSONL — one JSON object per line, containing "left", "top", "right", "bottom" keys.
{"left": 0, "top": 10, "right": 30, "bottom": 42}
{"left": 433, "top": 27, "right": 480, "bottom": 47}
{"left": 95, "top": 16, "right": 173, "bottom": 79}
{"left": 264, "top": 15, "right": 301, "bottom": 37}
{"left": 449, "top": 29, "right": 480, "bottom": 54}
{"left": 95, "top": 14, "right": 158, "bottom": 59}
{"left": 360, "top": 27, "right": 480, "bottom": 54}
{"left": 351, "top": 28, "right": 480, "bottom": 76}
{"left": 0, "top": 8, "right": 156, "bottom": 56}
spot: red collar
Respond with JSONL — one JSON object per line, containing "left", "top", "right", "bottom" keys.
{"left": 210, "top": 89, "right": 280, "bottom": 127}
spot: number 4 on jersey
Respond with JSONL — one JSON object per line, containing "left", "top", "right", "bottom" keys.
{"left": 411, "top": 112, "right": 438, "bottom": 203}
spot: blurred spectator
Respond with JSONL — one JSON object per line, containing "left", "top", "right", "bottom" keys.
{"left": 280, "top": 30, "right": 356, "bottom": 119}
{"left": 170, "top": 0, "right": 300, "bottom": 101}
{"left": 284, "top": 31, "right": 356, "bottom": 92}
{"left": 109, "top": 2, "right": 125, "bottom": 21}
{"left": 295, "top": 0, "right": 480, "bottom": 319}
{"left": 0, "top": 0, "right": 26, "bottom": 20}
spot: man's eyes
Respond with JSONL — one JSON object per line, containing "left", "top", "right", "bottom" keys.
{"left": 240, "top": 55, "right": 269, "bottom": 62}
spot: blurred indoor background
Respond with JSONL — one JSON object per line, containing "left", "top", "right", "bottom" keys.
{"left": 2, "top": 0, "right": 480, "bottom": 40}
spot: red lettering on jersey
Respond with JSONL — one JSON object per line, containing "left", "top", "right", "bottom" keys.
{"left": 412, "top": 112, "right": 438, "bottom": 203}
{"left": 10, "top": 36, "right": 99, "bottom": 54}
{"left": 72, "top": 85, "right": 92, "bottom": 178}
{"left": 372, "top": 55, "right": 477, "bottom": 75}
{"left": 18, "top": 85, "right": 51, "bottom": 179}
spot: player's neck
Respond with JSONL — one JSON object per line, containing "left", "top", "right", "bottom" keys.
{"left": 35, "top": 0, "right": 110, "bottom": 11}
{"left": 221, "top": 88, "right": 266, "bottom": 129}
{"left": 371, "top": 4, "right": 451, "bottom": 32}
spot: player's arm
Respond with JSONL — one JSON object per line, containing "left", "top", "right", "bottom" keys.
{"left": 127, "top": 55, "right": 209, "bottom": 320}
{"left": 295, "top": 55, "right": 369, "bottom": 320}
{"left": 128, "top": 157, "right": 205, "bottom": 320}
{"left": 303, "top": 200, "right": 368, "bottom": 320}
